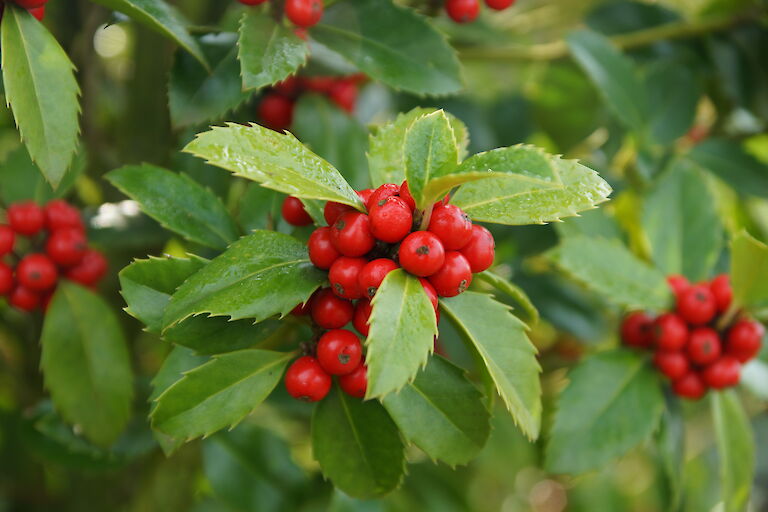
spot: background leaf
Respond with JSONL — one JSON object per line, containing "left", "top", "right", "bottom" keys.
{"left": 687, "top": 138, "right": 768, "bottom": 198}
{"left": 0, "top": 143, "right": 84, "bottom": 204}
{"left": 712, "top": 391, "right": 755, "bottom": 512}
{"left": 164, "top": 316, "right": 283, "bottom": 355}
{"left": 645, "top": 58, "right": 701, "bottom": 145}
{"left": 730, "top": 231, "right": 768, "bottom": 311}
{"left": 476, "top": 271, "right": 540, "bottom": 325}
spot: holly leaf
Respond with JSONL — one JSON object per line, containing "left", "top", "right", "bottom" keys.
{"left": 107, "top": 164, "right": 239, "bottom": 250}
{"left": 1, "top": 5, "right": 80, "bottom": 188}
{"left": 440, "top": 292, "right": 541, "bottom": 440}
{"left": 547, "top": 235, "right": 672, "bottom": 311}
{"left": 0, "top": 143, "right": 84, "bottom": 204}
{"left": 731, "top": 231, "right": 768, "bottom": 312}
{"left": 184, "top": 122, "right": 364, "bottom": 210}
{"left": 545, "top": 349, "right": 665, "bottom": 474}
{"left": 364, "top": 270, "right": 438, "bottom": 399}
{"left": 164, "top": 317, "right": 283, "bottom": 355}
{"left": 382, "top": 356, "right": 490, "bottom": 466}
{"left": 451, "top": 151, "right": 612, "bottom": 225}
{"left": 163, "top": 230, "right": 325, "bottom": 329}
{"left": 40, "top": 283, "right": 133, "bottom": 446}
{"left": 237, "top": 9, "right": 308, "bottom": 90}
{"left": 310, "top": 0, "right": 462, "bottom": 96}
{"left": 90, "top": 0, "right": 207, "bottom": 68}
{"left": 312, "top": 386, "right": 405, "bottom": 499}
{"left": 712, "top": 391, "right": 755, "bottom": 512}
{"left": 657, "top": 396, "right": 685, "bottom": 512}
{"left": 688, "top": 138, "right": 768, "bottom": 198}
{"left": 151, "top": 349, "right": 292, "bottom": 440}
{"left": 476, "top": 271, "right": 539, "bottom": 325}
{"left": 645, "top": 58, "right": 700, "bottom": 145}
{"left": 642, "top": 160, "right": 722, "bottom": 282}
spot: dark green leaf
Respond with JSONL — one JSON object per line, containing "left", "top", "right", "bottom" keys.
{"left": 0, "top": 143, "right": 84, "bottom": 204}
{"left": 687, "top": 138, "right": 768, "bottom": 198}
{"left": 238, "top": 183, "right": 282, "bottom": 232}
{"left": 657, "top": 395, "right": 684, "bottom": 512}
{"left": 164, "top": 316, "right": 283, "bottom": 355}
{"left": 645, "top": 59, "right": 700, "bottom": 145}
{"left": 554, "top": 207, "right": 624, "bottom": 240}
{"left": 730, "top": 231, "right": 768, "bottom": 312}
{"left": 712, "top": 391, "right": 755, "bottom": 512}
{"left": 476, "top": 271, "right": 539, "bottom": 325}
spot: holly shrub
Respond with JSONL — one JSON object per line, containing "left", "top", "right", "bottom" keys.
{"left": 0, "top": 0, "right": 767, "bottom": 510}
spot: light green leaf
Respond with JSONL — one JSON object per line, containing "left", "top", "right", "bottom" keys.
{"left": 237, "top": 9, "right": 308, "bottom": 90}
{"left": 441, "top": 292, "right": 541, "bottom": 440}
{"left": 1, "top": 5, "right": 80, "bottom": 188}
{"left": 731, "top": 231, "right": 768, "bottom": 312}
{"left": 0, "top": 143, "right": 85, "bottom": 204}
{"left": 312, "top": 386, "right": 405, "bottom": 498}
{"left": 382, "top": 356, "right": 490, "bottom": 466}
{"left": 163, "top": 230, "right": 325, "bottom": 328}
{"left": 688, "top": 138, "right": 768, "bottom": 198}
{"left": 548, "top": 235, "right": 672, "bottom": 311}
{"left": 546, "top": 349, "right": 665, "bottom": 474}
{"left": 184, "top": 122, "right": 364, "bottom": 210}
{"left": 151, "top": 349, "right": 292, "bottom": 439}
{"left": 476, "top": 271, "right": 539, "bottom": 326}
{"left": 311, "top": 0, "right": 462, "bottom": 96}
{"left": 41, "top": 283, "right": 133, "bottom": 446}
{"left": 107, "top": 164, "right": 239, "bottom": 250}
{"left": 364, "top": 270, "right": 438, "bottom": 399}
{"left": 712, "top": 391, "right": 755, "bottom": 512}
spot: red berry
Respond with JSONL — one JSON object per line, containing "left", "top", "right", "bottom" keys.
{"left": 339, "top": 362, "right": 367, "bottom": 398}
{"left": 0, "top": 262, "right": 13, "bottom": 295}
{"left": 710, "top": 274, "right": 732, "bottom": 313}
{"left": 666, "top": 274, "right": 689, "bottom": 297}
{"left": 330, "top": 211, "right": 375, "bottom": 257}
{"left": 44, "top": 200, "right": 84, "bottom": 232}
{"left": 316, "top": 329, "right": 362, "bottom": 375}
{"left": 329, "top": 257, "right": 367, "bottom": 300}
{"left": 620, "top": 311, "right": 654, "bottom": 348}
{"left": 239, "top": 0, "right": 269, "bottom": 6}
{"left": 273, "top": 76, "right": 301, "bottom": 97}
{"left": 17, "top": 254, "right": 58, "bottom": 291}
{"left": 293, "top": 27, "right": 308, "bottom": 40}
{"left": 284, "top": 356, "right": 331, "bottom": 402}
{"left": 485, "top": 0, "right": 515, "bottom": 9}
{"left": 445, "top": 0, "right": 479, "bottom": 23}
{"left": 324, "top": 201, "right": 352, "bottom": 226}
{"left": 328, "top": 78, "right": 357, "bottom": 113}
{"left": 285, "top": 0, "right": 323, "bottom": 28}
{"left": 310, "top": 288, "right": 353, "bottom": 329}
{"left": 358, "top": 258, "right": 399, "bottom": 298}
{"left": 428, "top": 204, "right": 472, "bottom": 250}
{"left": 0, "top": 225, "right": 15, "bottom": 256}
{"left": 281, "top": 196, "right": 313, "bottom": 226}
{"left": 64, "top": 249, "right": 107, "bottom": 286}
{"left": 399, "top": 231, "right": 445, "bottom": 277}
{"left": 29, "top": 6, "right": 44, "bottom": 21}
{"left": 258, "top": 93, "right": 294, "bottom": 131}
{"left": 726, "top": 320, "right": 764, "bottom": 362}
{"left": 7, "top": 201, "right": 45, "bottom": 236}
{"left": 653, "top": 351, "right": 689, "bottom": 380}
{"left": 398, "top": 181, "right": 416, "bottom": 211}
{"left": 654, "top": 313, "right": 688, "bottom": 351}
{"left": 687, "top": 327, "right": 722, "bottom": 366}
{"left": 428, "top": 251, "right": 472, "bottom": 297}
{"left": 41, "top": 289, "right": 55, "bottom": 311}
{"left": 353, "top": 298, "right": 372, "bottom": 336}
{"left": 369, "top": 196, "right": 412, "bottom": 243}
{"left": 302, "top": 76, "right": 336, "bottom": 93}
{"left": 366, "top": 183, "right": 401, "bottom": 212}
{"left": 419, "top": 278, "right": 439, "bottom": 311}
{"left": 677, "top": 285, "right": 717, "bottom": 326}
{"left": 308, "top": 227, "right": 341, "bottom": 269}
{"left": 702, "top": 356, "right": 741, "bottom": 389}
{"left": 9, "top": 285, "right": 40, "bottom": 311}
{"left": 357, "top": 189, "right": 374, "bottom": 205}
{"left": 672, "top": 372, "right": 707, "bottom": 400}
{"left": 45, "top": 228, "right": 87, "bottom": 266}
{"left": 459, "top": 224, "right": 495, "bottom": 273}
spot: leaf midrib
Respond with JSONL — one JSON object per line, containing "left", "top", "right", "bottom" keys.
{"left": 339, "top": 392, "right": 381, "bottom": 487}
{"left": 408, "top": 381, "right": 481, "bottom": 448}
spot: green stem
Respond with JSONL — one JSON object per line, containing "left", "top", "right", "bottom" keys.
{"left": 419, "top": 204, "right": 435, "bottom": 231}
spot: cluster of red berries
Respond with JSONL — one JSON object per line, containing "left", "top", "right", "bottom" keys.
{"left": 445, "top": 0, "right": 515, "bottom": 24}
{"left": 281, "top": 181, "right": 496, "bottom": 402}
{"left": 1, "top": 0, "right": 49, "bottom": 20}
{"left": 622, "top": 274, "right": 763, "bottom": 400}
{"left": 258, "top": 74, "right": 365, "bottom": 132}
{"left": 238, "top": 0, "right": 323, "bottom": 29}
{"left": 0, "top": 200, "right": 107, "bottom": 312}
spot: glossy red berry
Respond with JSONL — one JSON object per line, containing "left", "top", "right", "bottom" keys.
{"left": 353, "top": 298, "right": 372, "bottom": 336}
{"left": 323, "top": 201, "right": 352, "bottom": 226}
{"left": 258, "top": 93, "right": 294, "bottom": 132}
{"left": 366, "top": 183, "right": 401, "bottom": 211}
{"left": 45, "top": 228, "right": 87, "bottom": 266}
{"left": 358, "top": 258, "right": 399, "bottom": 298}
{"left": 330, "top": 211, "right": 375, "bottom": 257}
{"left": 310, "top": 288, "right": 354, "bottom": 329}
{"left": 302, "top": 76, "right": 336, "bottom": 93}
{"left": 460, "top": 224, "right": 495, "bottom": 273}
{"left": 620, "top": 311, "right": 654, "bottom": 348}
{"left": 398, "top": 181, "right": 416, "bottom": 211}
{"left": 0, "top": 262, "right": 13, "bottom": 295}
{"left": 419, "top": 278, "right": 439, "bottom": 311}
{"left": 30, "top": 6, "right": 45, "bottom": 21}
{"left": 284, "top": 0, "right": 323, "bottom": 28}
{"left": 284, "top": 356, "right": 332, "bottom": 402}
{"left": 44, "top": 200, "right": 83, "bottom": 232}
{"left": 654, "top": 313, "right": 688, "bottom": 351}
{"left": 308, "top": 227, "right": 341, "bottom": 269}
{"left": 316, "top": 329, "right": 363, "bottom": 375}
{"left": 485, "top": 0, "right": 515, "bottom": 9}
{"left": 64, "top": 249, "right": 107, "bottom": 286}
{"left": 428, "top": 251, "right": 472, "bottom": 297}
{"left": 710, "top": 274, "right": 732, "bottom": 313}
{"left": 14, "top": 0, "right": 47, "bottom": 8}
{"left": 369, "top": 196, "right": 412, "bottom": 243}
{"left": 329, "top": 257, "right": 367, "bottom": 300}
{"left": 328, "top": 79, "right": 357, "bottom": 113}
{"left": 653, "top": 351, "right": 689, "bottom": 380}
{"left": 672, "top": 372, "right": 707, "bottom": 400}
{"left": 281, "top": 196, "right": 313, "bottom": 226}
{"left": 239, "top": 0, "right": 269, "bottom": 6}
{"left": 445, "top": 0, "right": 479, "bottom": 23}
{"left": 702, "top": 356, "right": 741, "bottom": 389}
{"left": 687, "top": 327, "right": 722, "bottom": 366}
{"left": 428, "top": 204, "right": 472, "bottom": 250}
{"left": 399, "top": 231, "right": 445, "bottom": 277}
{"left": 666, "top": 274, "right": 689, "bottom": 297}
{"left": 17, "top": 254, "right": 58, "bottom": 291}
{"left": 726, "top": 320, "right": 764, "bottom": 362}
{"left": 7, "top": 201, "right": 45, "bottom": 236}
{"left": 339, "top": 362, "right": 367, "bottom": 398}
{"left": 357, "top": 189, "right": 374, "bottom": 206}
{"left": 0, "top": 225, "right": 15, "bottom": 256}
{"left": 273, "top": 76, "right": 301, "bottom": 97}
{"left": 9, "top": 286, "right": 40, "bottom": 311}
{"left": 677, "top": 284, "right": 717, "bottom": 326}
